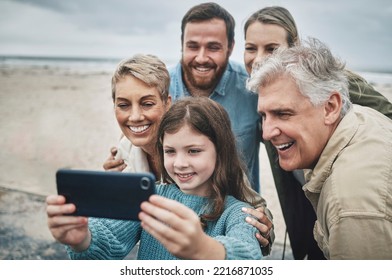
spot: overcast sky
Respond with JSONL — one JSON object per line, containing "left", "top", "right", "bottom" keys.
{"left": 1, "top": 0, "right": 391, "bottom": 71}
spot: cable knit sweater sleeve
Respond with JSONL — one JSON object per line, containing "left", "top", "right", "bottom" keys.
{"left": 67, "top": 218, "right": 142, "bottom": 260}
{"left": 155, "top": 185, "right": 263, "bottom": 260}
{"left": 212, "top": 197, "right": 263, "bottom": 260}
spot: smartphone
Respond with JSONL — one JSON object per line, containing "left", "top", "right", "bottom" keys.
{"left": 56, "top": 169, "right": 155, "bottom": 220}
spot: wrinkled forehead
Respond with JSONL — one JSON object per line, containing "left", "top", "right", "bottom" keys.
{"left": 258, "top": 75, "right": 306, "bottom": 108}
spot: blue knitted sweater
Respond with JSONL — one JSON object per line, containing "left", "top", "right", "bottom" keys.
{"left": 67, "top": 184, "right": 262, "bottom": 260}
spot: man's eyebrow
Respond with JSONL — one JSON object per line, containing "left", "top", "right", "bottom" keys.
{"left": 271, "top": 107, "right": 294, "bottom": 112}
{"left": 207, "top": 41, "right": 223, "bottom": 46}
{"left": 260, "top": 106, "right": 295, "bottom": 115}
{"left": 185, "top": 40, "right": 223, "bottom": 46}
{"left": 185, "top": 40, "right": 198, "bottom": 45}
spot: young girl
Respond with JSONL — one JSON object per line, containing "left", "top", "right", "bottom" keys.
{"left": 47, "top": 97, "right": 263, "bottom": 260}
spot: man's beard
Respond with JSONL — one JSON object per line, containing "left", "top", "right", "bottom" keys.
{"left": 181, "top": 57, "right": 228, "bottom": 91}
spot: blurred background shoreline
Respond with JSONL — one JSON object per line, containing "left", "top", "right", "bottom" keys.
{"left": 1, "top": 55, "right": 391, "bottom": 260}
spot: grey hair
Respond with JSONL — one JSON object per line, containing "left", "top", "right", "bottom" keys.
{"left": 247, "top": 37, "right": 352, "bottom": 117}
{"left": 111, "top": 54, "right": 170, "bottom": 103}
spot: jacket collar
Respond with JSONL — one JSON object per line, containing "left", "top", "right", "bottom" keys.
{"left": 303, "top": 108, "right": 358, "bottom": 204}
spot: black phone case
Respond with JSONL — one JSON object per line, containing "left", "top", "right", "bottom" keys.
{"left": 56, "top": 169, "right": 155, "bottom": 220}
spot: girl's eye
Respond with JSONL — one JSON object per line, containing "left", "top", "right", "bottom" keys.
{"left": 188, "top": 149, "right": 201, "bottom": 154}
{"left": 164, "top": 149, "right": 175, "bottom": 154}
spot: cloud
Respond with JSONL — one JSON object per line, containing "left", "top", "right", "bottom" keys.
{"left": 11, "top": 0, "right": 185, "bottom": 35}
{"left": 1, "top": 0, "right": 392, "bottom": 71}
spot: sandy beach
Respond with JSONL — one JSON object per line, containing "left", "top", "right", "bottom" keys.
{"left": 1, "top": 63, "right": 391, "bottom": 260}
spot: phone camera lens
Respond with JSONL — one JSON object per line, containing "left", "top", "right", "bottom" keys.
{"left": 141, "top": 177, "right": 150, "bottom": 190}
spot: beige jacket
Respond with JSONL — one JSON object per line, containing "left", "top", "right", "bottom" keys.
{"left": 304, "top": 105, "right": 392, "bottom": 259}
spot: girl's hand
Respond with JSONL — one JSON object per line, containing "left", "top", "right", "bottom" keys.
{"left": 139, "top": 195, "right": 225, "bottom": 259}
{"left": 46, "top": 195, "right": 90, "bottom": 251}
